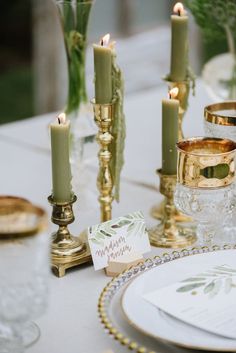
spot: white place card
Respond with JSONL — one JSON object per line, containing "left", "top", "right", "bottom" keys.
{"left": 143, "top": 264, "right": 236, "bottom": 339}
{"left": 88, "top": 211, "right": 151, "bottom": 270}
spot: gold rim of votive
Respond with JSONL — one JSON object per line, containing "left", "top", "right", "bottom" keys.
{"left": 204, "top": 101, "right": 236, "bottom": 126}
{"left": 0, "top": 196, "right": 47, "bottom": 239}
{"left": 176, "top": 137, "right": 236, "bottom": 188}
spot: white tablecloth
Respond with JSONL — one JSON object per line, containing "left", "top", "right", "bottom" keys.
{"left": 0, "top": 79, "right": 212, "bottom": 353}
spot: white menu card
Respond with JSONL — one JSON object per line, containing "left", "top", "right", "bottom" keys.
{"left": 143, "top": 264, "right": 236, "bottom": 339}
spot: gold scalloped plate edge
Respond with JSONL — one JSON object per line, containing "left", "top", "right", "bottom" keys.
{"left": 98, "top": 244, "right": 236, "bottom": 353}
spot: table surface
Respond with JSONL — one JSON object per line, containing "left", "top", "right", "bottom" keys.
{"left": 0, "top": 79, "right": 212, "bottom": 353}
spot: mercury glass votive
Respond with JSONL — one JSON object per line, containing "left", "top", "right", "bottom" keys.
{"left": 174, "top": 137, "right": 236, "bottom": 245}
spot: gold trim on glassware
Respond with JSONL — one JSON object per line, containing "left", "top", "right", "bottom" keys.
{"left": 177, "top": 137, "right": 236, "bottom": 188}
{"left": 0, "top": 196, "right": 47, "bottom": 239}
{"left": 204, "top": 101, "right": 236, "bottom": 126}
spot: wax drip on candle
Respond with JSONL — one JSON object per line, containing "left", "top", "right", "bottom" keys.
{"left": 169, "top": 87, "right": 179, "bottom": 99}
{"left": 57, "top": 113, "right": 66, "bottom": 125}
{"left": 100, "top": 33, "right": 110, "bottom": 47}
{"left": 173, "top": 2, "right": 185, "bottom": 16}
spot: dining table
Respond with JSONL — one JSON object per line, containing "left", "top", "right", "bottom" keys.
{"left": 0, "top": 79, "right": 212, "bottom": 353}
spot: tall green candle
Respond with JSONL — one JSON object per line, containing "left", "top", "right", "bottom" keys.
{"left": 162, "top": 88, "right": 179, "bottom": 175}
{"left": 170, "top": 2, "right": 188, "bottom": 82}
{"left": 93, "top": 33, "right": 113, "bottom": 104}
{"left": 50, "top": 113, "right": 73, "bottom": 203}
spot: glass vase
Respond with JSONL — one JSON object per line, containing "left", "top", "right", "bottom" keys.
{"left": 55, "top": 0, "right": 97, "bottom": 207}
{"left": 202, "top": 53, "right": 236, "bottom": 101}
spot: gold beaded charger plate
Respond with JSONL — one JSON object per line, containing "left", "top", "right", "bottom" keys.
{"left": 98, "top": 245, "right": 236, "bottom": 353}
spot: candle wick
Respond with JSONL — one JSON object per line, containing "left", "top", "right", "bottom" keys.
{"left": 101, "top": 39, "right": 104, "bottom": 46}
{"left": 58, "top": 117, "right": 61, "bottom": 124}
{"left": 169, "top": 93, "right": 172, "bottom": 99}
{"left": 178, "top": 9, "right": 181, "bottom": 16}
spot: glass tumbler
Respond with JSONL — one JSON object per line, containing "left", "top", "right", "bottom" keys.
{"left": 174, "top": 137, "right": 236, "bottom": 245}
{"left": 0, "top": 196, "right": 49, "bottom": 353}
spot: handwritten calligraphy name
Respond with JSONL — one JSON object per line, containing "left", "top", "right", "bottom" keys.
{"left": 95, "top": 236, "right": 132, "bottom": 261}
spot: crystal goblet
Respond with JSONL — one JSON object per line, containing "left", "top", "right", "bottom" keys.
{"left": 204, "top": 102, "right": 236, "bottom": 241}
{"left": 0, "top": 196, "right": 49, "bottom": 353}
{"left": 174, "top": 137, "right": 236, "bottom": 245}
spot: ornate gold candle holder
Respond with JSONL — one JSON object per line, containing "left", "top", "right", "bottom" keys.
{"left": 48, "top": 195, "right": 91, "bottom": 277}
{"left": 151, "top": 79, "right": 192, "bottom": 222}
{"left": 148, "top": 169, "right": 196, "bottom": 248}
{"left": 91, "top": 99, "right": 115, "bottom": 222}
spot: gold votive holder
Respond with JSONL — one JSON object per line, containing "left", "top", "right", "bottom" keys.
{"left": 48, "top": 195, "right": 91, "bottom": 277}
{"left": 204, "top": 101, "right": 236, "bottom": 126}
{"left": 148, "top": 169, "right": 196, "bottom": 248}
{"left": 177, "top": 137, "right": 236, "bottom": 188}
{"left": 175, "top": 137, "right": 236, "bottom": 245}
{"left": 91, "top": 99, "right": 115, "bottom": 222}
{"left": 0, "top": 196, "right": 47, "bottom": 237}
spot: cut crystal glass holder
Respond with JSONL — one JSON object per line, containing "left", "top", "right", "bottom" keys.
{"left": 174, "top": 137, "right": 236, "bottom": 245}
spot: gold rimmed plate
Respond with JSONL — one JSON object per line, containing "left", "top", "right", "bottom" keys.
{"left": 98, "top": 245, "right": 236, "bottom": 353}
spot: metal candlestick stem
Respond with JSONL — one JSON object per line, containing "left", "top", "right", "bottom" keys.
{"left": 92, "top": 99, "right": 115, "bottom": 222}
{"left": 48, "top": 195, "right": 91, "bottom": 277}
{"left": 148, "top": 169, "right": 196, "bottom": 248}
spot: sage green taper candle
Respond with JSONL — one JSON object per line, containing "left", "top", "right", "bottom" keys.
{"left": 170, "top": 2, "right": 188, "bottom": 82}
{"left": 50, "top": 113, "right": 73, "bottom": 203}
{"left": 162, "top": 90, "right": 179, "bottom": 175}
{"left": 93, "top": 33, "right": 113, "bottom": 104}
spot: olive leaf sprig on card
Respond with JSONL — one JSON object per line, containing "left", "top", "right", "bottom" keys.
{"left": 176, "top": 265, "right": 236, "bottom": 298}
{"left": 89, "top": 212, "right": 146, "bottom": 246}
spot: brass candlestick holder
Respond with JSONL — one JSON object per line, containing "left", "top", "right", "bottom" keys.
{"left": 148, "top": 169, "right": 196, "bottom": 248}
{"left": 92, "top": 99, "right": 115, "bottom": 222}
{"left": 48, "top": 195, "right": 91, "bottom": 277}
{"left": 151, "top": 79, "right": 191, "bottom": 222}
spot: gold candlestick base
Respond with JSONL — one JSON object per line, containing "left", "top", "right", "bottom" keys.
{"left": 148, "top": 170, "right": 196, "bottom": 248}
{"left": 48, "top": 195, "right": 91, "bottom": 277}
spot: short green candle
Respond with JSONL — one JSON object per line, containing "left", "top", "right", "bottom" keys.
{"left": 170, "top": 2, "right": 188, "bottom": 82}
{"left": 50, "top": 113, "right": 73, "bottom": 203}
{"left": 93, "top": 34, "right": 113, "bottom": 104}
{"left": 162, "top": 91, "right": 179, "bottom": 175}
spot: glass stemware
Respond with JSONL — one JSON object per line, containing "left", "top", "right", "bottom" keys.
{"left": 0, "top": 196, "right": 49, "bottom": 353}
{"left": 174, "top": 137, "right": 236, "bottom": 245}
{"left": 204, "top": 102, "right": 236, "bottom": 240}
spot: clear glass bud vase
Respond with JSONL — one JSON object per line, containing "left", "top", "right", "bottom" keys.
{"left": 55, "top": 0, "right": 97, "bottom": 207}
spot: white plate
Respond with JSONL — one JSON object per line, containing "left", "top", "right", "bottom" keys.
{"left": 122, "top": 249, "right": 236, "bottom": 351}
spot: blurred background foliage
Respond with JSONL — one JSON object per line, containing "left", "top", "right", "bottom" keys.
{"left": 0, "top": 0, "right": 232, "bottom": 125}
{"left": 0, "top": 0, "right": 33, "bottom": 124}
